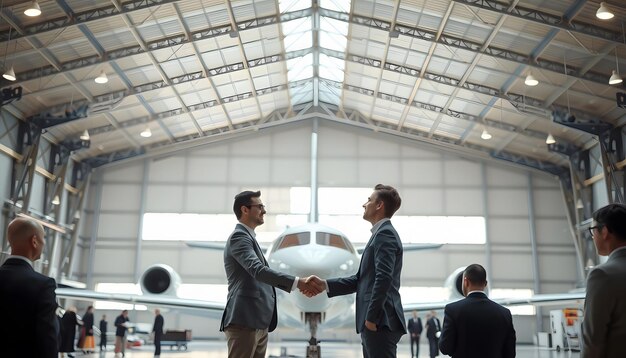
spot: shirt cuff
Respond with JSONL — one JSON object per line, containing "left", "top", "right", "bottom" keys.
{"left": 291, "top": 276, "right": 299, "bottom": 292}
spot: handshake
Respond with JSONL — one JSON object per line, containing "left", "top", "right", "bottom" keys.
{"left": 296, "top": 275, "right": 326, "bottom": 297}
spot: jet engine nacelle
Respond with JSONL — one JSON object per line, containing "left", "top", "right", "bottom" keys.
{"left": 443, "top": 266, "right": 466, "bottom": 300}
{"left": 140, "top": 264, "right": 181, "bottom": 296}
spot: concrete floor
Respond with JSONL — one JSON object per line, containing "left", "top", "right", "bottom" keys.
{"left": 77, "top": 341, "right": 580, "bottom": 358}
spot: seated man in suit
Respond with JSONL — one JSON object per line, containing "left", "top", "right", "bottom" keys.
{"left": 0, "top": 217, "right": 59, "bottom": 357}
{"left": 439, "top": 264, "right": 516, "bottom": 358}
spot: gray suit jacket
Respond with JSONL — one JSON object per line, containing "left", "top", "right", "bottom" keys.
{"left": 327, "top": 220, "right": 407, "bottom": 334}
{"left": 582, "top": 247, "right": 626, "bottom": 358}
{"left": 220, "top": 224, "right": 296, "bottom": 332}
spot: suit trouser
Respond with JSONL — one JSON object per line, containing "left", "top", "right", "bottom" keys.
{"left": 428, "top": 337, "right": 439, "bottom": 357}
{"left": 154, "top": 332, "right": 162, "bottom": 356}
{"left": 410, "top": 335, "right": 420, "bottom": 357}
{"left": 224, "top": 325, "right": 268, "bottom": 358}
{"left": 360, "top": 328, "right": 403, "bottom": 358}
{"left": 115, "top": 335, "right": 127, "bottom": 355}
{"left": 100, "top": 335, "right": 106, "bottom": 350}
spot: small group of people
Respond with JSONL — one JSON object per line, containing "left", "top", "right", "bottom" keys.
{"left": 59, "top": 305, "right": 97, "bottom": 357}
{"left": 406, "top": 310, "right": 443, "bottom": 358}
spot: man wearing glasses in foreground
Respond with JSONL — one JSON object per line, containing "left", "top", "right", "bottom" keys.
{"left": 582, "top": 203, "right": 626, "bottom": 358}
{"left": 220, "top": 190, "right": 322, "bottom": 358}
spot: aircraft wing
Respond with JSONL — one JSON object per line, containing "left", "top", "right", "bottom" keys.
{"left": 55, "top": 288, "right": 226, "bottom": 314}
{"left": 356, "top": 243, "right": 443, "bottom": 254}
{"left": 185, "top": 241, "right": 269, "bottom": 252}
{"left": 401, "top": 292, "right": 586, "bottom": 313}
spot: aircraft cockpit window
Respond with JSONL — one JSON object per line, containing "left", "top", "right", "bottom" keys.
{"left": 316, "top": 232, "right": 352, "bottom": 252}
{"left": 276, "top": 232, "right": 310, "bottom": 250}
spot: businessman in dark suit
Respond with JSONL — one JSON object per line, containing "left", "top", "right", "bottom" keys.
{"left": 152, "top": 309, "right": 164, "bottom": 357}
{"left": 582, "top": 203, "right": 626, "bottom": 358}
{"left": 407, "top": 310, "right": 423, "bottom": 357}
{"left": 309, "top": 184, "right": 406, "bottom": 358}
{"left": 0, "top": 217, "right": 59, "bottom": 358}
{"left": 425, "top": 311, "right": 441, "bottom": 358}
{"left": 439, "top": 264, "right": 516, "bottom": 358}
{"left": 220, "top": 190, "right": 320, "bottom": 358}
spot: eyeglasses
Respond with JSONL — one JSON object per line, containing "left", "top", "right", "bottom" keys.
{"left": 247, "top": 204, "right": 266, "bottom": 211}
{"left": 588, "top": 225, "right": 602, "bottom": 237}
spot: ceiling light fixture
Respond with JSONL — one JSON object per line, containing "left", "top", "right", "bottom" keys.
{"left": 481, "top": 129, "right": 492, "bottom": 140}
{"left": 24, "top": 1, "right": 42, "bottom": 17}
{"left": 94, "top": 70, "right": 108, "bottom": 84}
{"left": 609, "top": 47, "right": 622, "bottom": 85}
{"left": 51, "top": 195, "right": 60, "bottom": 206}
{"left": 80, "top": 129, "right": 90, "bottom": 141}
{"left": 140, "top": 127, "right": 152, "bottom": 138}
{"left": 576, "top": 198, "right": 584, "bottom": 209}
{"left": 545, "top": 133, "right": 556, "bottom": 144}
{"left": 525, "top": 72, "right": 538, "bottom": 86}
{"left": 2, "top": 66, "right": 16, "bottom": 81}
{"left": 609, "top": 70, "right": 622, "bottom": 85}
{"left": 596, "top": 2, "right": 614, "bottom": 20}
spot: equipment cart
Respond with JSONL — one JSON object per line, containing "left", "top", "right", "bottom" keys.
{"left": 161, "top": 329, "right": 192, "bottom": 351}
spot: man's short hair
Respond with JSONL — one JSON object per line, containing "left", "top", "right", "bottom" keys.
{"left": 374, "top": 184, "right": 401, "bottom": 218}
{"left": 593, "top": 203, "right": 626, "bottom": 241}
{"left": 233, "top": 190, "right": 261, "bottom": 220}
{"left": 463, "top": 264, "right": 487, "bottom": 285}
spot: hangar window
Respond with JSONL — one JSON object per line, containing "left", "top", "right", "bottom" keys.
{"left": 317, "top": 187, "right": 487, "bottom": 244}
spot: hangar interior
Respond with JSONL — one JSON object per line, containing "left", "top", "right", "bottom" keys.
{"left": 0, "top": 0, "right": 625, "bottom": 348}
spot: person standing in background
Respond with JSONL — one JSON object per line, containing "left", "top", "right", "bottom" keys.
{"left": 407, "top": 311, "right": 423, "bottom": 357}
{"left": 114, "top": 310, "right": 130, "bottom": 357}
{"left": 152, "top": 309, "right": 164, "bottom": 357}
{"left": 425, "top": 310, "right": 441, "bottom": 358}
{"left": 80, "top": 305, "right": 95, "bottom": 353}
{"left": 60, "top": 306, "right": 81, "bottom": 358}
{"left": 99, "top": 314, "right": 108, "bottom": 351}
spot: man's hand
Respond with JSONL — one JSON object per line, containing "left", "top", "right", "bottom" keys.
{"left": 297, "top": 275, "right": 326, "bottom": 297}
{"left": 365, "top": 320, "right": 377, "bottom": 331}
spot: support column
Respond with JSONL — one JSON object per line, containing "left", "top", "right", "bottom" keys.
{"left": 527, "top": 173, "right": 542, "bottom": 331}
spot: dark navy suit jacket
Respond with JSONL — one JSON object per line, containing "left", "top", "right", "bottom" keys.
{"left": 327, "top": 220, "right": 407, "bottom": 334}
{"left": 0, "top": 257, "right": 59, "bottom": 358}
{"left": 439, "top": 291, "right": 516, "bottom": 358}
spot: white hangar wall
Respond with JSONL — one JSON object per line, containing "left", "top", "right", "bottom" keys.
{"left": 71, "top": 120, "right": 577, "bottom": 343}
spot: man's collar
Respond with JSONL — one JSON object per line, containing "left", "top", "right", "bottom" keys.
{"left": 370, "top": 218, "right": 390, "bottom": 234}
{"left": 8, "top": 255, "right": 34, "bottom": 268}
{"left": 466, "top": 290, "right": 486, "bottom": 297}
{"left": 609, "top": 245, "right": 626, "bottom": 259}
{"left": 238, "top": 222, "right": 256, "bottom": 238}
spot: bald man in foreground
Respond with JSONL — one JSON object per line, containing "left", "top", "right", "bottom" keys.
{"left": 0, "top": 217, "right": 59, "bottom": 357}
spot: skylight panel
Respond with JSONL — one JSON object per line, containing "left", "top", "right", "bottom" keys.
{"left": 279, "top": 0, "right": 310, "bottom": 13}
{"left": 319, "top": 17, "right": 348, "bottom": 51}
{"left": 287, "top": 53, "right": 313, "bottom": 81}
{"left": 320, "top": 0, "right": 351, "bottom": 12}
{"left": 319, "top": 53, "right": 345, "bottom": 82}
{"left": 282, "top": 17, "right": 313, "bottom": 52}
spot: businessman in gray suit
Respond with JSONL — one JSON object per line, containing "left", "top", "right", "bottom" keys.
{"left": 308, "top": 184, "right": 407, "bottom": 358}
{"left": 220, "top": 190, "right": 320, "bottom": 358}
{"left": 582, "top": 203, "right": 626, "bottom": 358}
